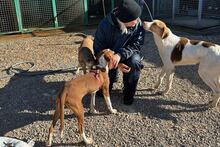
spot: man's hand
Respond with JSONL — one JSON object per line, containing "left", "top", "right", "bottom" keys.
{"left": 118, "top": 63, "right": 131, "bottom": 73}
{"left": 112, "top": 54, "right": 121, "bottom": 69}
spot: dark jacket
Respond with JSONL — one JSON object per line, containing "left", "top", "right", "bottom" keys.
{"left": 93, "top": 9, "right": 145, "bottom": 61}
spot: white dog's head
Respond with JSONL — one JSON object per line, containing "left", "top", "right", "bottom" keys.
{"left": 143, "top": 20, "right": 169, "bottom": 39}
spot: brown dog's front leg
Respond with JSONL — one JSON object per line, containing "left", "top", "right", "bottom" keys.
{"left": 89, "top": 92, "right": 99, "bottom": 114}
{"left": 102, "top": 84, "right": 117, "bottom": 114}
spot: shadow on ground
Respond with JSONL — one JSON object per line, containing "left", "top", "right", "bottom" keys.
{"left": 135, "top": 89, "right": 208, "bottom": 123}
{"left": 0, "top": 69, "right": 76, "bottom": 135}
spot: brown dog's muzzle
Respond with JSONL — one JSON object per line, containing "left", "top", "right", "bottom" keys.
{"left": 96, "top": 55, "right": 107, "bottom": 72}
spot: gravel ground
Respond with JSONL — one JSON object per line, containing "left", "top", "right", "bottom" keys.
{"left": 0, "top": 29, "right": 219, "bottom": 147}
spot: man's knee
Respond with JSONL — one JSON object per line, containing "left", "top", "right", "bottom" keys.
{"left": 127, "top": 54, "right": 144, "bottom": 70}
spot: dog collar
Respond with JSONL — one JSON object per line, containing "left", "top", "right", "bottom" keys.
{"left": 89, "top": 69, "right": 103, "bottom": 88}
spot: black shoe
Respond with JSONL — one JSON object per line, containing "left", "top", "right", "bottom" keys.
{"left": 124, "top": 99, "right": 133, "bottom": 105}
{"left": 123, "top": 92, "right": 134, "bottom": 105}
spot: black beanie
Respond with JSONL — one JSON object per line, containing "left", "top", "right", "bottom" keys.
{"left": 117, "top": 0, "right": 142, "bottom": 23}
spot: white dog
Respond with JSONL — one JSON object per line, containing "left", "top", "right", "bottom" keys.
{"left": 143, "top": 20, "right": 220, "bottom": 108}
{"left": 0, "top": 137, "right": 35, "bottom": 147}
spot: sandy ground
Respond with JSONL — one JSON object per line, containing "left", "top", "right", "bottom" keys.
{"left": 0, "top": 29, "right": 219, "bottom": 147}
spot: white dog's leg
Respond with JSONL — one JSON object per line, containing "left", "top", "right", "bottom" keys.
{"left": 154, "top": 69, "right": 166, "bottom": 89}
{"left": 89, "top": 92, "right": 99, "bottom": 114}
{"left": 104, "top": 96, "right": 117, "bottom": 114}
{"left": 198, "top": 67, "right": 219, "bottom": 107}
{"left": 163, "top": 71, "right": 174, "bottom": 95}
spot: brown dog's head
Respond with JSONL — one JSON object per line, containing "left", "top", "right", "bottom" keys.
{"left": 95, "top": 49, "right": 115, "bottom": 72}
{"left": 143, "top": 20, "right": 169, "bottom": 39}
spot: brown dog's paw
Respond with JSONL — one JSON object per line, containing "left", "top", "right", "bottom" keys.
{"left": 156, "top": 91, "right": 168, "bottom": 96}
{"left": 89, "top": 109, "right": 99, "bottom": 114}
{"left": 46, "top": 141, "right": 52, "bottom": 147}
{"left": 208, "top": 100, "right": 217, "bottom": 108}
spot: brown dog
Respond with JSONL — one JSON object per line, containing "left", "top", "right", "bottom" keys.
{"left": 47, "top": 49, "right": 117, "bottom": 146}
{"left": 75, "top": 33, "right": 96, "bottom": 74}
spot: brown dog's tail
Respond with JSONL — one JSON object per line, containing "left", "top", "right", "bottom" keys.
{"left": 74, "top": 33, "right": 94, "bottom": 44}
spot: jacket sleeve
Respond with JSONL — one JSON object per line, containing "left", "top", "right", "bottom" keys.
{"left": 93, "top": 22, "right": 107, "bottom": 56}
{"left": 115, "top": 24, "right": 145, "bottom": 61}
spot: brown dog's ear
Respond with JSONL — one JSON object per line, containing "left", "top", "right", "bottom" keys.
{"left": 96, "top": 49, "right": 108, "bottom": 59}
{"left": 96, "top": 49, "right": 112, "bottom": 62}
{"left": 104, "top": 49, "right": 114, "bottom": 62}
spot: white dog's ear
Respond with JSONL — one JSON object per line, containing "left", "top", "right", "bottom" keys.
{"left": 162, "top": 27, "right": 169, "bottom": 39}
{"left": 117, "top": 18, "right": 128, "bottom": 34}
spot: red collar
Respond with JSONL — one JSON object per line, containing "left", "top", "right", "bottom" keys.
{"left": 89, "top": 69, "right": 103, "bottom": 88}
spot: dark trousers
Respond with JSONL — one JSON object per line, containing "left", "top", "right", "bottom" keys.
{"left": 110, "top": 53, "right": 144, "bottom": 104}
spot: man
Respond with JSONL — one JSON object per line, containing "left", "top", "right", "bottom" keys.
{"left": 94, "top": 0, "right": 145, "bottom": 105}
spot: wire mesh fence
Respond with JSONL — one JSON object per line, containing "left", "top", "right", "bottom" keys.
{"left": 0, "top": 0, "right": 19, "bottom": 33}
{"left": 20, "top": 0, "right": 54, "bottom": 29}
{"left": 202, "top": 0, "right": 220, "bottom": 18}
{"left": 56, "top": 0, "right": 84, "bottom": 27}
{"left": 0, "top": 0, "right": 115, "bottom": 34}
{"left": 147, "top": 0, "right": 220, "bottom": 29}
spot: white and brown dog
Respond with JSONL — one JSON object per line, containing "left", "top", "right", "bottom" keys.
{"left": 47, "top": 49, "right": 117, "bottom": 146}
{"left": 143, "top": 20, "right": 220, "bottom": 108}
{"left": 75, "top": 33, "right": 96, "bottom": 74}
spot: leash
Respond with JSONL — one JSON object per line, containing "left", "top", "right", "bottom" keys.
{"left": 0, "top": 61, "right": 34, "bottom": 80}
{"left": 0, "top": 61, "right": 77, "bottom": 80}
{"left": 142, "top": 0, "right": 154, "bottom": 21}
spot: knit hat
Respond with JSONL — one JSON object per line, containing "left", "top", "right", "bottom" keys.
{"left": 117, "top": 0, "right": 142, "bottom": 23}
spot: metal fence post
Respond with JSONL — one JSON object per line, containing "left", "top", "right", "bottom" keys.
{"left": 172, "top": 0, "right": 175, "bottom": 21}
{"left": 52, "top": 0, "right": 59, "bottom": 28}
{"left": 14, "top": 0, "right": 23, "bottom": 32}
{"left": 111, "top": 0, "right": 115, "bottom": 9}
{"left": 198, "top": 0, "right": 203, "bottom": 22}
{"left": 152, "top": 0, "right": 155, "bottom": 18}
{"left": 83, "top": 0, "right": 88, "bottom": 25}
{"left": 157, "top": 0, "right": 160, "bottom": 16}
